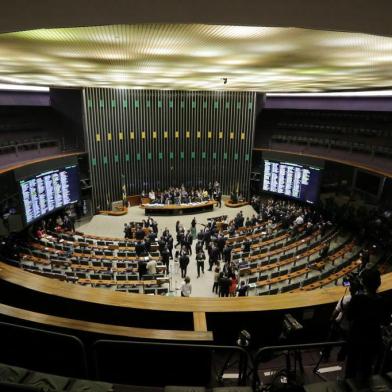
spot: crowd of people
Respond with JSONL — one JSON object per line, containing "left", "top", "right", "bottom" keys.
{"left": 34, "top": 210, "right": 75, "bottom": 239}
{"left": 142, "top": 181, "right": 222, "bottom": 207}
{"left": 2, "top": 190, "right": 390, "bottom": 386}
{"left": 161, "top": 196, "right": 328, "bottom": 298}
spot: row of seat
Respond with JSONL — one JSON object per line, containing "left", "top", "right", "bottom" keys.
{"left": 271, "top": 133, "right": 392, "bottom": 157}
{"left": 0, "top": 138, "right": 59, "bottom": 155}
{"left": 253, "top": 240, "right": 357, "bottom": 294}
{"left": 278, "top": 120, "right": 391, "bottom": 138}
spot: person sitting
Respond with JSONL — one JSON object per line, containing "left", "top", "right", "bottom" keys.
{"left": 148, "top": 190, "right": 155, "bottom": 202}
{"left": 135, "top": 240, "right": 145, "bottom": 257}
{"left": 180, "top": 276, "right": 192, "bottom": 297}
{"left": 146, "top": 258, "right": 157, "bottom": 275}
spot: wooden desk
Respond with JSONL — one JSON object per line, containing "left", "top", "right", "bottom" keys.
{"left": 224, "top": 200, "right": 249, "bottom": 208}
{"left": 0, "top": 303, "right": 213, "bottom": 341}
{"left": 127, "top": 195, "right": 142, "bottom": 206}
{"left": 140, "top": 200, "right": 215, "bottom": 216}
{"left": 2, "top": 261, "right": 391, "bottom": 313}
{"left": 98, "top": 206, "right": 128, "bottom": 216}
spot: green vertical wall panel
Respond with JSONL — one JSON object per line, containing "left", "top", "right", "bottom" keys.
{"left": 83, "top": 88, "right": 256, "bottom": 208}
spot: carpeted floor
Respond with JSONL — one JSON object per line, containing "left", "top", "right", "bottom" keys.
{"left": 77, "top": 203, "right": 256, "bottom": 297}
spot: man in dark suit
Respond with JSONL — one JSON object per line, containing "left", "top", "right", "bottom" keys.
{"left": 242, "top": 239, "right": 252, "bottom": 254}
{"left": 203, "top": 229, "right": 211, "bottom": 250}
{"left": 216, "top": 191, "right": 222, "bottom": 208}
{"left": 167, "top": 234, "right": 174, "bottom": 259}
{"left": 195, "top": 240, "right": 204, "bottom": 254}
{"left": 217, "top": 234, "right": 226, "bottom": 258}
{"left": 138, "top": 259, "right": 147, "bottom": 279}
{"left": 135, "top": 240, "right": 145, "bottom": 257}
{"left": 209, "top": 244, "right": 220, "bottom": 271}
{"left": 160, "top": 245, "right": 170, "bottom": 275}
{"left": 135, "top": 225, "right": 145, "bottom": 240}
{"left": 179, "top": 253, "right": 190, "bottom": 278}
{"left": 219, "top": 274, "right": 231, "bottom": 297}
{"left": 185, "top": 230, "right": 193, "bottom": 255}
{"left": 158, "top": 236, "right": 166, "bottom": 253}
{"left": 196, "top": 249, "right": 206, "bottom": 278}
{"left": 223, "top": 244, "right": 232, "bottom": 263}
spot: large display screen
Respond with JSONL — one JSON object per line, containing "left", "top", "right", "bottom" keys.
{"left": 19, "top": 165, "right": 80, "bottom": 224}
{"left": 263, "top": 160, "right": 322, "bottom": 204}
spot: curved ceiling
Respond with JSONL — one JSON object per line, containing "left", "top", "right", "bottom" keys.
{"left": 0, "top": 24, "right": 392, "bottom": 91}
{"left": 1, "top": 0, "right": 392, "bottom": 38}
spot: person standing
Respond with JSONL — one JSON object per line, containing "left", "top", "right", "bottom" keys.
{"left": 179, "top": 252, "right": 190, "bottom": 278}
{"left": 167, "top": 234, "right": 174, "bottom": 259}
{"left": 173, "top": 250, "right": 180, "bottom": 275}
{"left": 175, "top": 229, "right": 184, "bottom": 249}
{"left": 219, "top": 273, "right": 231, "bottom": 297}
{"left": 229, "top": 273, "right": 238, "bottom": 297}
{"left": 191, "top": 217, "right": 197, "bottom": 239}
{"left": 138, "top": 259, "right": 147, "bottom": 279}
{"left": 216, "top": 190, "right": 222, "bottom": 208}
{"left": 209, "top": 244, "right": 220, "bottom": 271}
{"left": 196, "top": 249, "right": 206, "bottom": 278}
{"left": 180, "top": 276, "right": 192, "bottom": 297}
{"left": 151, "top": 219, "right": 158, "bottom": 234}
{"left": 345, "top": 268, "right": 388, "bottom": 385}
{"left": 204, "top": 228, "right": 211, "bottom": 250}
{"left": 223, "top": 244, "right": 232, "bottom": 263}
{"left": 184, "top": 230, "right": 193, "bottom": 255}
{"left": 161, "top": 245, "right": 170, "bottom": 275}
{"left": 217, "top": 234, "right": 226, "bottom": 258}
{"left": 212, "top": 266, "right": 220, "bottom": 294}
{"left": 195, "top": 240, "right": 204, "bottom": 254}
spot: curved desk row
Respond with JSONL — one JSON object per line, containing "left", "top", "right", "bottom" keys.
{"left": 1, "top": 261, "right": 391, "bottom": 345}
{"left": 140, "top": 200, "right": 215, "bottom": 216}
{"left": 2, "top": 261, "right": 392, "bottom": 313}
{"left": 0, "top": 303, "right": 212, "bottom": 342}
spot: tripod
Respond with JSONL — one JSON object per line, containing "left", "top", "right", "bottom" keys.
{"left": 216, "top": 332, "right": 253, "bottom": 387}
{"left": 216, "top": 347, "right": 252, "bottom": 386}
{"left": 216, "top": 352, "right": 252, "bottom": 385}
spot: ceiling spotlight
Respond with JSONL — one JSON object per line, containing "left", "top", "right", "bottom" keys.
{"left": 223, "top": 78, "right": 228, "bottom": 84}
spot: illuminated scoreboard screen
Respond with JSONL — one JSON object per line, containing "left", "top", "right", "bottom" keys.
{"left": 262, "top": 160, "right": 322, "bottom": 204}
{"left": 20, "top": 165, "right": 80, "bottom": 224}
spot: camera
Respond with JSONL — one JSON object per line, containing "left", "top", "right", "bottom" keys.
{"left": 342, "top": 272, "right": 362, "bottom": 292}
{"left": 236, "top": 330, "right": 251, "bottom": 347}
